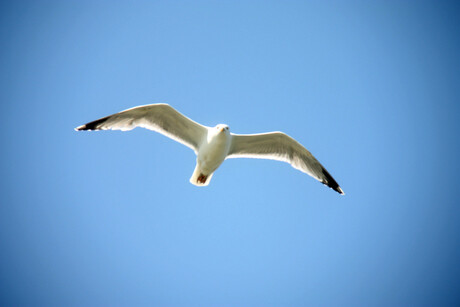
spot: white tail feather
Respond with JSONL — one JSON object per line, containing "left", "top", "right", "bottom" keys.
{"left": 189, "top": 164, "right": 213, "bottom": 187}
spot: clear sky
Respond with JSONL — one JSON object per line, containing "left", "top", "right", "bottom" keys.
{"left": 1, "top": 1, "right": 459, "bottom": 306}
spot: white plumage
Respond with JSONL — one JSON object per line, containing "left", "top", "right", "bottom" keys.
{"left": 75, "top": 103, "right": 344, "bottom": 194}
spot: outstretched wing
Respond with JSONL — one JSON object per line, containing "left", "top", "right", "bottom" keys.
{"left": 228, "top": 132, "right": 344, "bottom": 194}
{"left": 75, "top": 103, "right": 208, "bottom": 153}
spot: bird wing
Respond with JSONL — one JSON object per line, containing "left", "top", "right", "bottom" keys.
{"left": 75, "top": 103, "right": 208, "bottom": 153}
{"left": 228, "top": 132, "right": 344, "bottom": 194}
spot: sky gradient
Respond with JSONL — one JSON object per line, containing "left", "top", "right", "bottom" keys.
{"left": 1, "top": 1, "right": 459, "bottom": 306}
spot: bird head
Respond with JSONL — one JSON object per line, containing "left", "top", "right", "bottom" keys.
{"left": 216, "top": 124, "right": 230, "bottom": 134}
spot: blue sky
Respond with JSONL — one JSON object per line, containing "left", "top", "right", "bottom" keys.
{"left": 1, "top": 1, "right": 459, "bottom": 306}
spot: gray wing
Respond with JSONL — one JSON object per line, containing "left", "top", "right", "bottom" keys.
{"left": 75, "top": 103, "right": 208, "bottom": 153}
{"left": 228, "top": 132, "right": 344, "bottom": 194}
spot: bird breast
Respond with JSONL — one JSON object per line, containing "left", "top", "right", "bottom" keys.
{"left": 197, "top": 132, "right": 231, "bottom": 173}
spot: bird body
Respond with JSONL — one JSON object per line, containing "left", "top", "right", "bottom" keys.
{"left": 76, "top": 103, "right": 344, "bottom": 194}
{"left": 191, "top": 124, "right": 232, "bottom": 186}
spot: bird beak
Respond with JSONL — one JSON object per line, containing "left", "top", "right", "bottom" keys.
{"left": 220, "top": 128, "right": 225, "bottom": 132}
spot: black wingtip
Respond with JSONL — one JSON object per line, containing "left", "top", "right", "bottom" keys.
{"left": 321, "top": 168, "right": 345, "bottom": 195}
{"left": 337, "top": 187, "right": 345, "bottom": 195}
{"left": 74, "top": 116, "right": 109, "bottom": 131}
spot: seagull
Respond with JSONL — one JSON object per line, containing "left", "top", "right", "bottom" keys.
{"left": 75, "top": 104, "right": 344, "bottom": 194}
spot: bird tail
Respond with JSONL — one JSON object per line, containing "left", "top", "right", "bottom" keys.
{"left": 190, "top": 164, "right": 213, "bottom": 187}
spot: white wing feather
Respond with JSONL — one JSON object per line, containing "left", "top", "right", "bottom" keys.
{"left": 75, "top": 103, "right": 208, "bottom": 153}
{"left": 228, "top": 132, "right": 344, "bottom": 194}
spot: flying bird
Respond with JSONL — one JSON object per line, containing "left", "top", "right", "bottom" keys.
{"left": 75, "top": 104, "right": 344, "bottom": 194}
